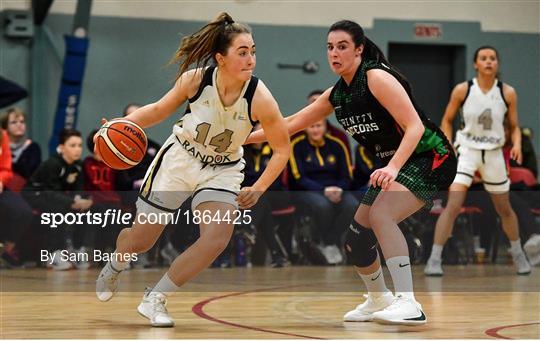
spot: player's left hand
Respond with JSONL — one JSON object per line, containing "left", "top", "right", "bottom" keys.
{"left": 510, "top": 145, "right": 523, "bottom": 165}
{"left": 370, "top": 165, "right": 399, "bottom": 191}
{"left": 237, "top": 186, "right": 263, "bottom": 209}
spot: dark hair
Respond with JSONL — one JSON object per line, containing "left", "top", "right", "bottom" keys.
{"left": 473, "top": 45, "right": 499, "bottom": 62}
{"left": 59, "top": 128, "right": 81, "bottom": 145}
{"left": 328, "top": 20, "right": 412, "bottom": 92}
{"left": 87, "top": 129, "right": 99, "bottom": 152}
{"left": 328, "top": 20, "right": 391, "bottom": 65}
{"left": 122, "top": 102, "right": 141, "bottom": 116}
{"left": 307, "top": 89, "right": 324, "bottom": 98}
{"left": 169, "top": 12, "right": 252, "bottom": 81}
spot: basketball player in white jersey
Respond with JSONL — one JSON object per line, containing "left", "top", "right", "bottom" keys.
{"left": 425, "top": 46, "right": 531, "bottom": 276}
{"left": 94, "top": 13, "right": 290, "bottom": 327}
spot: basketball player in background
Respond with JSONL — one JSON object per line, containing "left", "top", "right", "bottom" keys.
{"left": 424, "top": 46, "right": 531, "bottom": 276}
{"left": 95, "top": 12, "right": 290, "bottom": 327}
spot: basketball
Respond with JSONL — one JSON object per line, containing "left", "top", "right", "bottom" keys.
{"left": 95, "top": 119, "right": 147, "bottom": 170}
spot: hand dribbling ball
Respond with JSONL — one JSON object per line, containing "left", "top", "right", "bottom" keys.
{"left": 95, "top": 119, "right": 147, "bottom": 170}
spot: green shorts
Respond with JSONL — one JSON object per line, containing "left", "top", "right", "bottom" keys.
{"left": 361, "top": 147, "right": 457, "bottom": 207}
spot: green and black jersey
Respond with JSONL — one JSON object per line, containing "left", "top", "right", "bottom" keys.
{"left": 329, "top": 59, "right": 450, "bottom": 164}
{"left": 329, "top": 59, "right": 457, "bottom": 205}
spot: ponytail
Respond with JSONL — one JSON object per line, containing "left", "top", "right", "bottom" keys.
{"left": 169, "top": 12, "right": 251, "bottom": 81}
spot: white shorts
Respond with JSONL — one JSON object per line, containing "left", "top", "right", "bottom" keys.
{"left": 453, "top": 145, "right": 509, "bottom": 192}
{"left": 136, "top": 134, "right": 245, "bottom": 219}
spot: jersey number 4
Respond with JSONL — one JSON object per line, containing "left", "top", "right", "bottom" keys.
{"left": 194, "top": 122, "right": 233, "bottom": 153}
{"left": 477, "top": 109, "right": 493, "bottom": 131}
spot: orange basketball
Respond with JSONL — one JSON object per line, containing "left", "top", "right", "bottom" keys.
{"left": 95, "top": 119, "right": 147, "bottom": 170}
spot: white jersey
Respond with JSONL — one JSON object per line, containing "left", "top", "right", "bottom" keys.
{"left": 455, "top": 78, "right": 508, "bottom": 150}
{"left": 172, "top": 66, "right": 258, "bottom": 165}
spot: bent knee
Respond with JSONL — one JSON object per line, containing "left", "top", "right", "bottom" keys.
{"left": 122, "top": 228, "right": 157, "bottom": 253}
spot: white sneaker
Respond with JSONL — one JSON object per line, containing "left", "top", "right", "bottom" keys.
{"left": 424, "top": 257, "right": 443, "bottom": 276}
{"left": 372, "top": 295, "right": 427, "bottom": 325}
{"left": 47, "top": 250, "right": 73, "bottom": 271}
{"left": 323, "top": 245, "right": 343, "bottom": 265}
{"left": 96, "top": 262, "right": 121, "bottom": 301}
{"left": 512, "top": 251, "right": 531, "bottom": 275}
{"left": 73, "top": 247, "right": 91, "bottom": 270}
{"left": 524, "top": 234, "right": 540, "bottom": 262}
{"left": 343, "top": 292, "right": 394, "bottom": 322}
{"left": 527, "top": 253, "right": 540, "bottom": 267}
{"left": 137, "top": 288, "right": 175, "bottom": 327}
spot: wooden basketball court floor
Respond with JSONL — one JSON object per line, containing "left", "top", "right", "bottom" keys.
{"left": 1, "top": 265, "right": 539, "bottom": 339}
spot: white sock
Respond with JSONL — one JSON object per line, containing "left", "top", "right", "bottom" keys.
{"left": 358, "top": 267, "right": 390, "bottom": 298}
{"left": 152, "top": 272, "right": 180, "bottom": 297}
{"left": 386, "top": 256, "right": 414, "bottom": 300}
{"left": 430, "top": 244, "right": 443, "bottom": 261}
{"left": 509, "top": 239, "right": 523, "bottom": 255}
{"left": 110, "top": 251, "right": 131, "bottom": 272}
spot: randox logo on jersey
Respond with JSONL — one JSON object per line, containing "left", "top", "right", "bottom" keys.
{"left": 179, "top": 138, "right": 233, "bottom": 165}
{"left": 124, "top": 126, "right": 146, "bottom": 145}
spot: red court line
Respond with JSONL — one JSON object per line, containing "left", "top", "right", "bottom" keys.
{"left": 192, "top": 285, "right": 325, "bottom": 339}
{"left": 485, "top": 322, "right": 540, "bottom": 339}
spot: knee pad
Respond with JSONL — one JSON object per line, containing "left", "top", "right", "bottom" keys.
{"left": 344, "top": 221, "right": 378, "bottom": 267}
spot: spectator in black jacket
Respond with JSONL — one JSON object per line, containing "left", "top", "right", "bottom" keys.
{"left": 22, "top": 128, "right": 93, "bottom": 270}
{"left": 289, "top": 119, "right": 358, "bottom": 264}
{"left": 242, "top": 123, "right": 290, "bottom": 267}
{"left": 351, "top": 144, "right": 381, "bottom": 196}
{"left": 1, "top": 107, "right": 41, "bottom": 181}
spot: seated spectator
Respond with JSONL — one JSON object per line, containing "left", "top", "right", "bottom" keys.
{"left": 84, "top": 129, "right": 123, "bottom": 257}
{"left": 351, "top": 144, "right": 381, "bottom": 196}
{"left": 306, "top": 90, "right": 351, "bottom": 155}
{"left": 289, "top": 119, "right": 358, "bottom": 264}
{"left": 241, "top": 123, "right": 291, "bottom": 267}
{"left": 0, "top": 128, "right": 33, "bottom": 267}
{"left": 22, "top": 129, "right": 93, "bottom": 270}
{"left": 1, "top": 107, "right": 41, "bottom": 183}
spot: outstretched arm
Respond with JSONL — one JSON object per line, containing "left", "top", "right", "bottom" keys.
{"left": 245, "top": 87, "right": 334, "bottom": 144}
{"left": 237, "top": 81, "right": 290, "bottom": 209}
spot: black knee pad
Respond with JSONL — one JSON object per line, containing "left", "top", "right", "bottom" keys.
{"left": 344, "top": 221, "right": 378, "bottom": 267}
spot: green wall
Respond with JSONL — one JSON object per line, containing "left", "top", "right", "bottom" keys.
{"left": 2, "top": 13, "right": 539, "bottom": 157}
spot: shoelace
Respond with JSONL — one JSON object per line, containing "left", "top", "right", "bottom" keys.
{"left": 384, "top": 296, "right": 410, "bottom": 311}
{"left": 147, "top": 294, "right": 168, "bottom": 314}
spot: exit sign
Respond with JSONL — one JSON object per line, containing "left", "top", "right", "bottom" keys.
{"left": 414, "top": 24, "right": 442, "bottom": 39}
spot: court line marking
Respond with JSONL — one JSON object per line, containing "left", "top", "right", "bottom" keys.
{"left": 192, "top": 285, "right": 325, "bottom": 339}
{"left": 485, "top": 322, "right": 540, "bottom": 339}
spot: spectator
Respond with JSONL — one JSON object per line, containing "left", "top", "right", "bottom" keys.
{"left": 84, "top": 129, "right": 123, "bottom": 257}
{"left": 241, "top": 123, "right": 290, "bottom": 267}
{"left": 351, "top": 144, "right": 381, "bottom": 195}
{"left": 22, "top": 128, "right": 93, "bottom": 270}
{"left": 1, "top": 107, "right": 41, "bottom": 182}
{"left": 307, "top": 90, "right": 351, "bottom": 155}
{"left": 289, "top": 119, "right": 358, "bottom": 264}
{"left": 0, "top": 128, "right": 33, "bottom": 267}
